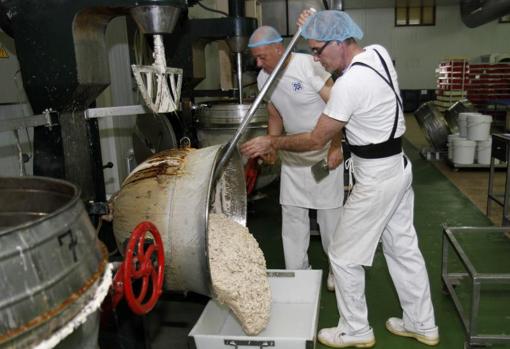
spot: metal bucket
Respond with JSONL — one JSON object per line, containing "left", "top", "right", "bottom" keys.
{"left": 112, "top": 145, "right": 246, "bottom": 296}
{"left": 445, "top": 99, "right": 476, "bottom": 134}
{"left": 195, "top": 103, "right": 279, "bottom": 190}
{"left": 414, "top": 101, "right": 450, "bottom": 150}
{"left": 0, "top": 177, "right": 108, "bottom": 349}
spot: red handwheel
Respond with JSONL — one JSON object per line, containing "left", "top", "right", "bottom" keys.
{"left": 122, "top": 221, "right": 165, "bottom": 315}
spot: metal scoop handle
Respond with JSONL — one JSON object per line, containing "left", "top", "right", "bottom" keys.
{"left": 213, "top": 22, "right": 311, "bottom": 182}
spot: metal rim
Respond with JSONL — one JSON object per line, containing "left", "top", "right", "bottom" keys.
{"left": 0, "top": 241, "right": 108, "bottom": 344}
{"left": 203, "top": 145, "right": 247, "bottom": 294}
{"left": 0, "top": 176, "right": 80, "bottom": 236}
{"left": 203, "top": 145, "right": 223, "bottom": 293}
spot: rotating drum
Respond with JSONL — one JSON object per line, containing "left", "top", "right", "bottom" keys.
{"left": 195, "top": 103, "right": 280, "bottom": 190}
{"left": 445, "top": 99, "right": 476, "bottom": 134}
{"left": 414, "top": 101, "right": 450, "bottom": 150}
{"left": 0, "top": 177, "right": 107, "bottom": 349}
{"left": 112, "top": 145, "right": 246, "bottom": 296}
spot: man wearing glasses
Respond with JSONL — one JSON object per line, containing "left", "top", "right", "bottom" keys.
{"left": 242, "top": 11, "right": 438, "bottom": 349}
{"left": 248, "top": 26, "right": 344, "bottom": 292}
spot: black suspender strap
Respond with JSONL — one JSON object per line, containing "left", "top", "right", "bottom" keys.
{"left": 350, "top": 61, "right": 403, "bottom": 111}
{"left": 346, "top": 49, "right": 403, "bottom": 159}
{"left": 352, "top": 60, "right": 401, "bottom": 139}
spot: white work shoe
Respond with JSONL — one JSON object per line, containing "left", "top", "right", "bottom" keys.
{"left": 318, "top": 326, "right": 376, "bottom": 348}
{"left": 327, "top": 271, "right": 335, "bottom": 291}
{"left": 386, "top": 317, "right": 439, "bottom": 346}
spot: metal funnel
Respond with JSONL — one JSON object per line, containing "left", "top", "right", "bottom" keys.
{"left": 130, "top": 5, "right": 182, "bottom": 34}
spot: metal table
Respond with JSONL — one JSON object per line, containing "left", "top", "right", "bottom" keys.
{"left": 487, "top": 133, "right": 510, "bottom": 225}
{"left": 441, "top": 225, "right": 510, "bottom": 348}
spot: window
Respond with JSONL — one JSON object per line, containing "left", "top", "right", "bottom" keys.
{"left": 395, "top": 0, "right": 436, "bottom": 27}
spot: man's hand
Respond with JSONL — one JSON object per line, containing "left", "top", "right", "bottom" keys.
{"left": 297, "top": 9, "right": 314, "bottom": 27}
{"left": 327, "top": 145, "right": 343, "bottom": 170}
{"left": 241, "top": 136, "right": 274, "bottom": 159}
{"left": 261, "top": 148, "right": 278, "bottom": 165}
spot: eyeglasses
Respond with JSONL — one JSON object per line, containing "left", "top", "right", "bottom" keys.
{"left": 311, "top": 41, "right": 333, "bottom": 57}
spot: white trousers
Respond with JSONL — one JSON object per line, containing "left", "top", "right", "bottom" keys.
{"left": 329, "top": 154, "right": 436, "bottom": 333}
{"left": 281, "top": 205, "right": 341, "bottom": 269}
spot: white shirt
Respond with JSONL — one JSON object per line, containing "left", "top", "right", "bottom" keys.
{"left": 258, "top": 53, "right": 344, "bottom": 208}
{"left": 323, "top": 45, "right": 406, "bottom": 146}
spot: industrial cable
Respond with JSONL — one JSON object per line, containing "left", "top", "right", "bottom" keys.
{"left": 197, "top": 1, "right": 228, "bottom": 17}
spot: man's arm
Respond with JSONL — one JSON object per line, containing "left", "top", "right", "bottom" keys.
{"left": 241, "top": 114, "right": 345, "bottom": 157}
{"left": 262, "top": 102, "right": 283, "bottom": 164}
{"left": 267, "top": 102, "right": 283, "bottom": 136}
{"left": 319, "top": 79, "right": 343, "bottom": 169}
{"left": 327, "top": 130, "right": 343, "bottom": 169}
{"left": 319, "top": 78, "right": 334, "bottom": 102}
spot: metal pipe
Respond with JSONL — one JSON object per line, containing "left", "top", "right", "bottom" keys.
{"left": 328, "top": 0, "right": 344, "bottom": 11}
{"left": 213, "top": 23, "right": 306, "bottom": 181}
{"left": 461, "top": 0, "right": 510, "bottom": 28}
{"left": 229, "top": 0, "right": 245, "bottom": 17}
{"left": 237, "top": 52, "right": 243, "bottom": 105}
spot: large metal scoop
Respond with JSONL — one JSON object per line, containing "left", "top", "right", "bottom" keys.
{"left": 132, "top": 35, "right": 183, "bottom": 114}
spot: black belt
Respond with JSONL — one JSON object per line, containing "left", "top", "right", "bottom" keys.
{"left": 348, "top": 137, "right": 402, "bottom": 159}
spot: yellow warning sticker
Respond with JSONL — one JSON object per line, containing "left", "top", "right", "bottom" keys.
{"left": 0, "top": 47, "right": 8, "bottom": 58}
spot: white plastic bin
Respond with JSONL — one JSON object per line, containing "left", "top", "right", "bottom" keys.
{"left": 467, "top": 114, "right": 492, "bottom": 141}
{"left": 188, "top": 269, "right": 322, "bottom": 349}
{"left": 453, "top": 138, "right": 476, "bottom": 165}
{"left": 477, "top": 139, "right": 492, "bottom": 165}
{"left": 447, "top": 133, "right": 461, "bottom": 160}
{"left": 458, "top": 113, "right": 473, "bottom": 138}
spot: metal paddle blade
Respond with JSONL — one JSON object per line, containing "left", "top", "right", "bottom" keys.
{"left": 311, "top": 159, "right": 330, "bottom": 182}
{"left": 131, "top": 64, "right": 183, "bottom": 114}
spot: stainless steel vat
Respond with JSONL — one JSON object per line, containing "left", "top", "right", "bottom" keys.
{"left": 195, "top": 103, "right": 268, "bottom": 146}
{"left": 445, "top": 99, "right": 476, "bottom": 134}
{"left": 112, "top": 145, "right": 246, "bottom": 296}
{"left": 414, "top": 101, "right": 450, "bottom": 150}
{"left": 0, "top": 177, "right": 108, "bottom": 348}
{"left": 195, "top": 102, "right": 279, "bottom": 189}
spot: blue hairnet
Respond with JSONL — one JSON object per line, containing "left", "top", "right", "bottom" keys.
{"left": 301, "top": 10, "right": 363, "bottom": 42}
{"left": 248, "top": 26, "right": 283, "bottom": 48}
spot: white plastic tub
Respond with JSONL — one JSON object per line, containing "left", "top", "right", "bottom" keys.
{"left": 477, "top": 139, "right": 492, "bottom": 165}
{"left": 453, "top": 138, "right": 476, "bottom": 165}
{"left": 458, "top": 112, "right": 472, "bottom": 138}
{"left": 188, "top": 269, "right": 322, "bottom": 349}
{"left": 447, "top": 133, "right": 461, "bottom": 160}
{"left": 467, "top": 114, "right": 492, "bottom": 141}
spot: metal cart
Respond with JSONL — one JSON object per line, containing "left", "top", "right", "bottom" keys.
{"left": 487, "top": 134, "right": 510, "bottom": 225}
{"left": 441, "top": 225, "right": 510, "bottom": 348}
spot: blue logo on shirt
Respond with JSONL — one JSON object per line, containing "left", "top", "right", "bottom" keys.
{"left": 292, "top": 81, "right": 303, "bottom": 92}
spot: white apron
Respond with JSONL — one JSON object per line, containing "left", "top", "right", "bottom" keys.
{"left": 329, "top": 152, "right": 411, "bottom": 266}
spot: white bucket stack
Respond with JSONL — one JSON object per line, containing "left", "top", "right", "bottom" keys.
{"left": 447, "top": 133, "right": 461, "bottom": 160}
{"left": 449, "top": 112, "right": 493, "bottom": 165}
{"left": 467, "top": 113, "right": 492, "bottom": 141}
{"left": 477, "top": 138, "right": 492, "bottom": 165}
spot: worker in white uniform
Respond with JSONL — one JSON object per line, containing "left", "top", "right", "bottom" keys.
{"left": 241, "top": 11, "right": 439, "bottom": 349}
{"left": 248, "top": 26, "right": 344, "bottom": 291}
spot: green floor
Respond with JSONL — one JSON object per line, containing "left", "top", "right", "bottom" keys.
{"left": 247, "top": 140, "right": 510, "bottom": 349}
